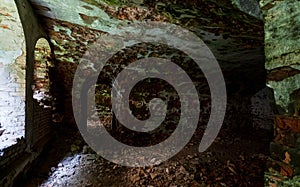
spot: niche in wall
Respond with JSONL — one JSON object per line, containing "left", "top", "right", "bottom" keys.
{"left": 32, "top": 38, "right": 53, "bottom": 107}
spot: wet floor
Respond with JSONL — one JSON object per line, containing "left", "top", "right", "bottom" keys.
{"left": 21, "top": 124, "right": 271, "bottom": 187}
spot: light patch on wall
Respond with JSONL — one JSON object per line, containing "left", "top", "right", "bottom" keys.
{"left": 0, "top": 0, "right": 26, "bottom": 152}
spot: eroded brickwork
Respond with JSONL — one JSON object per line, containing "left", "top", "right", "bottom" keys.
{"left": 0, "top": 0, "right": 26, "bottom": 151}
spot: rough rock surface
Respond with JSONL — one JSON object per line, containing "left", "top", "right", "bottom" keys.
{"left": 29, "top": 0, "right": 267, "bottom": 131}
{"left": 260, "top": 0, "right": 300, "bottom": 184}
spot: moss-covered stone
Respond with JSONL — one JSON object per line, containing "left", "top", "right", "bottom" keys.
{"left": 260, "top": 0, "right": 300, "bottom": 115}
{"left": 267, "top": 74, "right": 300, "bottom": 113}
{"left": 232, "top": 0, "right": 262, "bottom": 19}
{"left": 262, "top": 0, "right": 300, "bottom": 70}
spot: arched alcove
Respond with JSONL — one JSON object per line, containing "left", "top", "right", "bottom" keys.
{"left": 0, "top": 0, "right": 26, "bottom": 153}
{"left": 33, "top": 38, "right": 53, "bottom": 107}
{"left": 27, "top": 37, "right": 54, "bottom": 148}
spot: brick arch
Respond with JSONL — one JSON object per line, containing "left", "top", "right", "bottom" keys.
{"left": 14, "top": 0, "right": 52, "bottom": 149}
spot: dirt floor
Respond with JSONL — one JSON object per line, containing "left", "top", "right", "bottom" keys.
{"left": 21, "top": 121, "right": 272, "bottom": 187}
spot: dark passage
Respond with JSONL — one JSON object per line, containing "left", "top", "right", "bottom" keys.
{"left": 2, "top": 0, "right": 299, "bottom": 186}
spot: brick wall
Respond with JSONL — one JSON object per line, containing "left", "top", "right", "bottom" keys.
{"left": 31, "top": 100, "right": 52, "bottom": 148}
{"left": 0, "top": 0, "right": 26, "bottom": 151}
{"left": 0, "top": 140, "right": 26, "bottom": 171}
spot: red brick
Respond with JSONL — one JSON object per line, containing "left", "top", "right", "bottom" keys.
{"left": 275, "top": 115, "right": 300, "bottom": 133}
